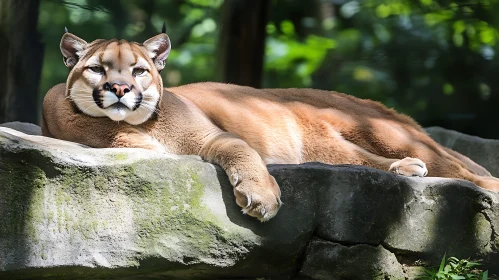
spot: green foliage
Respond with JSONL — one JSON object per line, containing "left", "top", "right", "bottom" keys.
{"left": 263, "top": 0, "right": 499, "bottom": 137}
{"left": 265, "top": 23, "right": 336, "bottom": 87}
{"left": 419, "top": 253, "right": 491, "bottom": 280}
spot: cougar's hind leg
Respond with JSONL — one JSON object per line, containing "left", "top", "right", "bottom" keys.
{"left": 354, "top": 141, "right": 499, "bottom": 191}
{"left": 442, "top": 147, "right": 492, "bottom": 177}
{"left": 400, "top": 138, "right": 499, "bottom": 191}
{"left": 475, "top": 176, "right": 499, "bottom": 191}
{"left": 355, "top": 122, "right": 499, "bottom": 189}
{"left": 338, "top": 137, "right": 429, "bottom": 177}
{"left": 437, "top": 158, "right": 499, "bottom": 191}
{"left": 392, "top": 130, "right": 499, "bottom": 190}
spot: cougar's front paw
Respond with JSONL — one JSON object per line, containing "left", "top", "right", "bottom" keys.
{"left": 389, "top": 157, "right": 428, "bottom": 177}
{"left": 233, "top": 174, "right": 282, "bottom": 222}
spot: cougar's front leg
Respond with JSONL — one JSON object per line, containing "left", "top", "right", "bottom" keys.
{"left": 199, "top": 133, "right": 282, "bottom": 221}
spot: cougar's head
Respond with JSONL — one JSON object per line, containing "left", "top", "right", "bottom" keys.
{"left": 60, "top": 32, "right": 170, "bottom": 125}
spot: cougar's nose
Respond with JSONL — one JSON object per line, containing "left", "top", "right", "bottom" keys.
{"left": 104, "top": 82, "right": 131, "bottom": 98}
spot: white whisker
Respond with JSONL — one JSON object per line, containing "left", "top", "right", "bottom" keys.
{"left": 82, "top": 102, "right": 99, "bottom": 113}
{"left": 139, "top": 102, "right": 160, "bottom": 114}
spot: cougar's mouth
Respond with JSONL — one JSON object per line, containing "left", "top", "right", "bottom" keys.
{"left": 92, "top": 88, "right": 143, "bottom": 111}
{"left": 110, "top": 102, "right": 128, "bottom": 110}
{"left": 108, "top": 98, "right": 142, "bottom": 111}
{"left": 108, "top": 102, "right": 128, "bottom": 119}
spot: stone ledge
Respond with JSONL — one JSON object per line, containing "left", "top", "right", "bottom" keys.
{"left": 1, "top": 125, "right": 499, "bottom": 279}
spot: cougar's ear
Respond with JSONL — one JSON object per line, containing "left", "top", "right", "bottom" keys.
{"left": 60, "top": 33, "right": 88, "bottom": 68}
{"left": 143, "top": 33, "right": 171, "bottom": 71}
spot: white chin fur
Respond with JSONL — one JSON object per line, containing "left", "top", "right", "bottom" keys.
{"left": 106, "top": 106, "right": 128, "bottom": 121}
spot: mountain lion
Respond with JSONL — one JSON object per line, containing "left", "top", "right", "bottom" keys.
{"left": 42, "top": 31, "right": 499, "bottom": 221}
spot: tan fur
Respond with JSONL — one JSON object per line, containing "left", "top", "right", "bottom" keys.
{"left": 42, "top": 34, "right": 499, "bottom": 221}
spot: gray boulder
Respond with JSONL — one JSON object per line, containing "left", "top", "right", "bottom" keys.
{"left": 1, "top": 124, "right": 499, "bottom": 279}
{"left": 0, "top": 121, "right": 41, "bottom": 136}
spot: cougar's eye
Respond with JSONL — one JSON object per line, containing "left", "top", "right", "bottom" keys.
{"left": 89, "top": 66, "right": 105, "bottom": 74}
{"left": 132, "top": 68, "right": 147, "bottom": 77}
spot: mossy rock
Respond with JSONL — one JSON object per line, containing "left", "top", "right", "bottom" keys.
{"left": 1, "top": 125, "right": 499, "bottom": 279}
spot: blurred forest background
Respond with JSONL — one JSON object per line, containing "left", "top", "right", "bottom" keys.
{"left": 1, "top": 0, "right": 499, "bottom": 138}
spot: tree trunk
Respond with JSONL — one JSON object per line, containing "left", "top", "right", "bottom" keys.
{"left": 217, "top": 0, "right": 269, "bottom": 88}
{"left": 0, "top": 0, "right": 44, "bottom": 124}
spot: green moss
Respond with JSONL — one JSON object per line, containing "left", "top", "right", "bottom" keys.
{"left": 0, "top": 154, "right": 47, "bottom": 238}
{"left": 187, "top": 172, "right": 204, "bottom": 211}
{"left": 25, "top": 185, "right": 46, "bottom": 240}
{"left": 110, "top": 153, "right": 129, "bottom": 161}
{"left": 1, "top": 148, "right": 256, "bottom": 268}
{"left": 41, "top": 162, "right": 163, "bottom": 241}
{"left": 123, "top": 162, "right": 253, "bottom": 263}
{"left": 472, "top": 212, "right": 493, "bottom": 252}
{"left": 55, "top": 186, "right": 71, "bottom": 234}
{"left": 93, "top": 176, "right": 109, "bottom": 191}
{"left": 473, "top": 213, "right": 490, "bottom": 233}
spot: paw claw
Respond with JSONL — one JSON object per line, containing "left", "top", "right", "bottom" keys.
{"left": 234, "top": 176, "right": 282, "bottom": 222}
{"left": 240, "top": 194, "right": 280, "bottom": 222}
